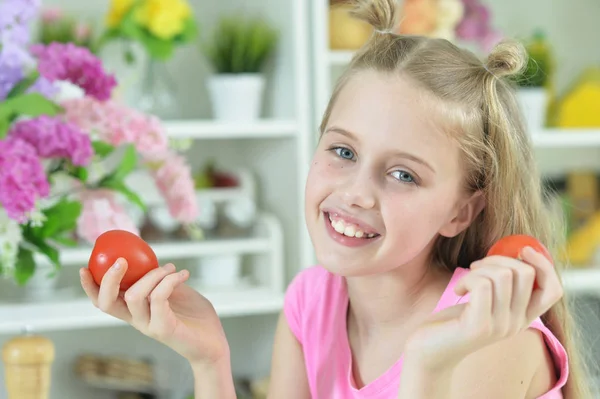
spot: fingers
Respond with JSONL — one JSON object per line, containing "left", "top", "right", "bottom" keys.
{"left": 454, "top": 272, "right": 493, "bottom": 338}
{"left": 466, "top": 265, "right": 513, "bottom": 334}
{"left": 124, "top": 263, "right": 177, "bottom": 327}
{"left": 96, "top": 258, "right": 132, "bottom": 323}
{"left": 519, "top": 246, "right": 564, "bottom": 321}
{"left": 80, "top": 267, "right": 100, "bottom": 306}
{"left": 472, "top": 257, "right": 536, "bottom": 322}
{"left": 148, "top": 269, "right": 190, "bottom": 338}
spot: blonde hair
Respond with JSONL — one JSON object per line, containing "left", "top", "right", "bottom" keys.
{"left": 320, "top": 1, "right": 591, "bottom": 397}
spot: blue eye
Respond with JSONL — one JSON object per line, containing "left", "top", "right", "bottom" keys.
{"left": 334, "top": 147, "right": 355, "bottom": 160}
{"left": 391, "top": 170, "right": 415, "bottom": 184}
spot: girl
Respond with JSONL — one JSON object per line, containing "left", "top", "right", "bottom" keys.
{"left": 80, "top": 0, "right": 589, "bottom": 397}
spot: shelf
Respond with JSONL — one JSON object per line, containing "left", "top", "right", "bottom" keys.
{"left": 163, "top": 119, "right": 298, "bottom": 139}
{"left": 531, "top": 130, "right": 600, "bottom": 148}
{"left": 328, "top": 50, "right": 355, "bottom": 65}
{"left": 561, "top": 267, "right": 600, "bottom": 295}
{"left": 0, "top": 286, "right": 284, "bottom": 334}
{"left": 42, "top": 236, "right": 271, "bottom": 266}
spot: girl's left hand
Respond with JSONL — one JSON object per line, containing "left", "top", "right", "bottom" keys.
{"left": 403, "top": 246, "right": 564, "bottom": 372}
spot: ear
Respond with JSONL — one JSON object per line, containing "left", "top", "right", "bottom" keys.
{"left": 439, "top": 191, "right": 486, "bottom": 238}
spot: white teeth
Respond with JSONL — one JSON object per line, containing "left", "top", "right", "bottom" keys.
{"left": 328, "top": 214, "right": 374, "bottom": 238}
{"left": 333, "top": 220, "right": 345, "bottom": 234}
{"left": 343, "top": 225, "right": 356, "bottom": 237}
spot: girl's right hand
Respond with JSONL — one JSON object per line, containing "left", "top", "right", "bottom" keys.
{"left": 80, "top": 258, "right": 230, "bottom": 366}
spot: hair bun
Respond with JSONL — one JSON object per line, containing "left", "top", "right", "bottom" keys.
{"left": 348, "top": 0, "right": 398, "bottom": 34}
{"left": 485, "top": 39, "right": 528, "bottom": 78}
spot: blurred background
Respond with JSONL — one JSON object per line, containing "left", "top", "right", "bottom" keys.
{"left": 0, "top": 0, "right": 599, "bottom": 398}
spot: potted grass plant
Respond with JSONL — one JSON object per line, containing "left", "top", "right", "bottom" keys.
{"left": 201, "top": 15, "right": 278, "bottom": 121}
{"left": 513, "top": 30, "right": 554, "bottom": 132}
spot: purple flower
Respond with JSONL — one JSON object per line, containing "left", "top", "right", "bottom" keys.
{"left": 0, "top": 35, "right": 36, "bottom": 100}
{"left": 0, "top": 0, "right": 40, "bottom": 44}
{"left": 0, "top": 137, "right": 50, "bottom": 223}
{"left": 9, "top": 115, "right": 94, "bottom": 166}
{"left": 31, "top": 43, "right": 117, "bottom": 101}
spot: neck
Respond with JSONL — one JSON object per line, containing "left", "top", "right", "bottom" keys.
{"left": 345, "top": 257, "right": 453, "bottom": 335}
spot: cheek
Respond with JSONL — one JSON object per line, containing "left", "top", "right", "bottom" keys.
{"left": 382, "top": 187, "right": 457, "bottom": 234}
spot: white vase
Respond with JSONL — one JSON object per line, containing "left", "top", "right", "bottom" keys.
{"left": 24, "top": 264, "right": 60, "bottom": 301}
{"left": 516, "top": 87, "right": 548, "bottom": 133}
{"left": 206, "top": 74, "right": 266, "bottom": 121}
{"left": 198, "top": 254, "right": 242, "bottom": 287}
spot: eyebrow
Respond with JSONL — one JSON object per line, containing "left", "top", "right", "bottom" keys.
{"left": 324, "top": 126, "right": 436, "bottom": 173}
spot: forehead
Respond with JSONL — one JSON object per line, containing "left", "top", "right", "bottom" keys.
{"left": 326, "top": 70, "right": 458, "bottom": 156}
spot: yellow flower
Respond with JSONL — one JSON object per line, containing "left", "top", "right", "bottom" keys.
{"left": 134, "top": 0, "right": 192, "bottom": 40}
{"left": 106, "top": 0, "right": 135, "bottom": 28}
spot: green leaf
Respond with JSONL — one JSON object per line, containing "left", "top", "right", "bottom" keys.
{"left": 32, "top": 239, "right": 60, "bottom": 269}
{"left": 113, "top": 144, "right": 138, "bottom": 182}
{"left": 0, "top": 114, "right": 11, "bottom": 139}
{"left": 52, "top": 235, "right": 78, "bottom": 247}
{"left": 103, "top": 179, "right": 147, "bottom": 212}
{"left": 71, "top": 166, "right": 89, "bottom": 182}
{"left": 92, "top": 141, "right": 116, "bottom": 157}
{"left": 15, "top": 247, "right": 36, "bottom": 285}
{"left": 6, "top": 71, "right": 41, "bottom": 99}
{"left": 175, "top": 18, "right": 198, "bottom": 44}
{"left": 37, "top": 199, "right": 83, "bottom": 239}
{"left": 1, "top": 93, "right": 63, "bottom": 119}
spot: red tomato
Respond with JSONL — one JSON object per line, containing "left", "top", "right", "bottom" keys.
{"left": 88, "top": 230, "right": 159, "bottom": 291}
{"left": 487, "top": 234, "right": 553, "bottom": 264}
{"left": 487, "top": 234, "right": 553, "bottom": 290}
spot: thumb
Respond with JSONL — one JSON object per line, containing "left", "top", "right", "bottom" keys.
{"left": 427, "top": 303, "right": 466, "bottom": 324}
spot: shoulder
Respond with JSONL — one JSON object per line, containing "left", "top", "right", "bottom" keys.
{"left": 283, "top": 266, "right": 344, "bottom": 342}
{"left": 451, "top": 327, "right": 558, "bottom": 398}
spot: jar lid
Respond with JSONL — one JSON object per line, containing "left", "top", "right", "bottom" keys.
{"left": 2, "top": 335, "right": 55, "bottom": 365}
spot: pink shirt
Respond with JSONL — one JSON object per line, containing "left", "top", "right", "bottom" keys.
{"left": 284, "top": 266, "right": 568, "bottom": 399}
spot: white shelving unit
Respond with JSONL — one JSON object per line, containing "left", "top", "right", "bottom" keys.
{"left": 0, "top": 213, "right": 286, "bottom": 335}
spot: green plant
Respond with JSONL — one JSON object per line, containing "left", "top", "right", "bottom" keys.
{"left": 514, "top": 30, "right": 553, "bottom": 88}
{"left": 202, "top": 15, "right": 278, "bottom": 74}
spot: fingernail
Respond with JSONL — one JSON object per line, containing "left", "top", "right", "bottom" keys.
{"left": 112, "top": 260, "right": 122, "bottom": 271}
{"left": 164, "top": 264, "right": 175, "bottom": 272}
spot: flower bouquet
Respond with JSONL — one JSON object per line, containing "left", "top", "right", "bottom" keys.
{"left": 0, "top": 0, "right": 199, "bottom": 285}
{"left": 101, "top": 0, "right": 198, "bottom": 61}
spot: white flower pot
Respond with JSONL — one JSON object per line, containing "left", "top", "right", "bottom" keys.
{"left": 517, "top": 87, "right": 548, "bottom": 133}
{"left": 207, "top": 74, "right": 266, "bottom": 121}
{"left": 24, "top": 264, "right": 60, "bottom": 301}
{"left": 198, "top": 254, "right": 242, "bottom": 287}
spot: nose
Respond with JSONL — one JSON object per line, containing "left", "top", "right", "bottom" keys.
{"left": 341, "top": 169, "right": 377, "bottom": 210}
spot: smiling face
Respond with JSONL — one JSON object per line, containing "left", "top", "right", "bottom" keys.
{"left": 305, "top": 70, "right": 481, "bottom": 277}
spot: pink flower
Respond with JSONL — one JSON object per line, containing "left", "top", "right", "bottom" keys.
{"left": 31, "top": 42, "right": 117, "bottom": 101}
{"left": 73, "top": 22, "right": 92, "bottom": 42}
{"left": 76, "top": 189, "right": 139, "bottom": 243}
{"left": 9, "top": 115, "right": 93, "bottom": 166}
{"left": 41, "top": 7, "right": 62, "bottom": 23}
{"left": 455, "top": 0, "right": 503, "bottom": 51}
{"left": 150, "top": 151, "right": 198, "bottom": 224}
{"left": 61, "top": 97, "right": 169, "bottom": 157}
{"left": 0, "top": 137, "right": 50, "bottom": 222}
